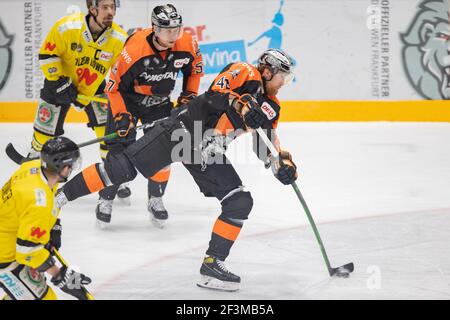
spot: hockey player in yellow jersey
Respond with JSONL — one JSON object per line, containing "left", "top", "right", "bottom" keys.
{"left": 29, "top": 0, "right": 127, "bottom": 166}
{"left": 0, "top": 137, "right": 91, "bottom": 300}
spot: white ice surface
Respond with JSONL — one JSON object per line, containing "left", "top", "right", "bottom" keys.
{"left": 1, "top": 122, "right": 450, "bottom": 299}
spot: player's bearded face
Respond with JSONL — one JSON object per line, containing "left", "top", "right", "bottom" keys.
{"left": 96, "top": 0, "right": 116, "bottom": 28}
{"left": 155, "top": 27, "right": 182, "bottom": 48}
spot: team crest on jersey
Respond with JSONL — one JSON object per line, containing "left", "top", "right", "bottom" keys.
{"left": 228, "top": 69, "right": 240, "bottom": 79}
{"left": 37, "top": 103, "right": 54, "bottom": 125}
{"left": 30, "top": 167, "right": 39, "bottom": 175}
{"left": 71, "top": 42, "right": 82, "bottom": 52}
{"left": 174, "top": 58, "right": 190, "bottom": 68}
{"left": 260, "top": 102, "right": 277, "bottom": 120}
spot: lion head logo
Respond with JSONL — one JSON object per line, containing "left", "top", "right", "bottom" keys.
{"left": 0, "top": 19, "right": 13, "bottom": 91}
{"left": 401, "top": 0, "right": 449, "bottom": 100}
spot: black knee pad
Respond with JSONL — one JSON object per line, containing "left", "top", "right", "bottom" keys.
{"left": 221, "top": 191, "right": 253, "bottom": 220}
{"left": 104, "top": 152, "right": 137, "bottom": 185}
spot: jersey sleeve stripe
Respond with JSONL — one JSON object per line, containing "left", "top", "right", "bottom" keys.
{"left": 58, "top": 21, "right": 83, "bottom": 33}
{"left": 39, "top": 57, "right": 62, "bottom": 66}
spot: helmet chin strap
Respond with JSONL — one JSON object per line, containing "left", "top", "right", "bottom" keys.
{"left": 90, "top": 8, "right": 106, "bottom": 32}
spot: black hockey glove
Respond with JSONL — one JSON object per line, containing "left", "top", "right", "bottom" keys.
{"left": 114, "top": 112, "right": 133, "bottom": 137}
{"left": 46, "top": 218, "right": 62, "bottom": 251}
{"left": 233, "top": 94, "right": 266, "bottom": 129}
{"left": 269, "top": 150, "right": 298, "bottom": 185}
{"left": 41, "top": 76, "right": 78, "bottom": 107}
{"left": 51, "top": 266, "right": 92, "bottom": 300}
{"left": 176, "top": 91, "right": 196, "bottom": 106}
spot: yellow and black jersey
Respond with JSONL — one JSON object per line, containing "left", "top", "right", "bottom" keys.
{"left": 0, "top": 160, "right": 59, "bottom": 269}
{"left": 106, "top": 28, "right": 204, "bottom": 116}
{"left": 39, "top": 13, "right": 127, "bottom": 106}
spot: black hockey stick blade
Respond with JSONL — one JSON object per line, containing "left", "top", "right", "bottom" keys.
{"left": 5, "top": 143, "right": 26, "bottom": 165}
{"left": 329, "top": 262, "right": 354, "bottom": 278}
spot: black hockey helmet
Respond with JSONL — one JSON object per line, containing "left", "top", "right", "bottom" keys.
{"left": 86, "top": 0, "right": 120, "bottom": 9}
{"left": 151, "top": 4, "right": 182, "bottom": 28}
{"left": 41, "top": 137, "right": 81, "bottom": 174}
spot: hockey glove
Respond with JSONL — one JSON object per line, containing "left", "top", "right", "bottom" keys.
{"left": 47, "top": 218, "right": 62, "bottom": 251}
{"left": 269, "top": 150, "right": 298, "bottom": 185}
{"left": 177, "top": 91, "right": 196, "bottom": 106}
{"left": 233, "top": 94, "right": 266, "bottom": 129}
{"left": 41, "top": 76, "right": 78, "bottom": 107}
{"left": 51, "top": 266, "right": 92, "bottom": 300}
{"left": 114, "top": 112, "right": 133, "bottom": 137}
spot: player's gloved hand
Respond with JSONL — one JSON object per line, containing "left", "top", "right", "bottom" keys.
{"left": 176, "top": 91, "right": 196, "bottom": 106}
{"left": 46, "top": 218, "right": 62, "bottom": 251}
{"left": 268, "top": 150, "right": 298, "bottom": 185}
{"left": 51, "top": 266, "right": 92, "bottom": 300}
{"left": 41, "top": 76, "right": 78, "bottom": 107}
{"left": 233, "top": 94, "right": 266, "bottom": 129}
{"left": 114, "top": 112, "right": 133, "bottom": 137}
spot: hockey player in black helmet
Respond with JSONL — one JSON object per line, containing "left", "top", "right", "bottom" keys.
{"left": 151, "top": 4, "right": 183, "bottom": 48}
{"left": 0, "top": 137, "right": 92, "bottom": 300}
{"left": 55, "top": 48, "right": 297, "bottom": 292}
{"left": 41, "top": 136, "right": 82, "bottom": 182}
{"left": 94, "top": 3, "right": 203, "bottom": 229}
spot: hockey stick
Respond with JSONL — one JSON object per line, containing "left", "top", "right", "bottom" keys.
{"left": 5, "top": 122, "right": 156, "bottom": 165}
{"left": 77, "top": 94, "right": 108, "bottom": 104}
{"left": 52, "top": 249, "right": 94, "bottom": 300}
{"left": 255, "top": 127, "right": 354, "bottom": 278}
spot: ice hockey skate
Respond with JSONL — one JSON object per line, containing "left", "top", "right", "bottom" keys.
{"left": 197, "top": 256, "right": 240, "bottom": 292}
{"left": 95, "top": 197, "right": 113, "bottom": 229}
{"left": 147, "top": 196, "right": 168, "bottom": 228}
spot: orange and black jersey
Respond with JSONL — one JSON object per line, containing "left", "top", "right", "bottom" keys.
{"left": 176, "top": 61, "right": 282, "bottom": 153}
{"left": 106, "top": 28, "right": 203, "bottom": 117}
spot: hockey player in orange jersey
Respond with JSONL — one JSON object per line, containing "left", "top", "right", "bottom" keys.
{"left": 95, "top": 4, "right": 204, "bottom": 229}
{"left": 56, "top": 49, "right": 297, "bottom": 292}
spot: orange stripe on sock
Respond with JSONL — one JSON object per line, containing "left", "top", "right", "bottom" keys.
{"left": 150, "top": 166, "right": 171, "bottom": 183}
{"left": 212, "top": 219, "right": 241, "bottom": 241}
{"left": 82, "top": 164, "right": 105, "bottom": 193}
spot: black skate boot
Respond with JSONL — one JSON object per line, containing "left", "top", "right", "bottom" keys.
{"left": 147, "top": 196, "right": 168, "bottom": 228}
{"left": 197, "top": 256, "right": 241, "bottom": 292}
{"left": 95, "top": 197, "right": 113, "bottom": 229}
{"left": 117, "top": 183, "right": 131, "bottom": 206}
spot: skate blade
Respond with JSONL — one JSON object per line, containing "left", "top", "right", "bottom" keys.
{"left": 96, "top": 219, "right": 110, "bottom": 230}
{"left": 196, "top": 275, "right": 240, "bottom": 292}
{"left": 150, "top": 217, "right": 167, "bottom": 229}
{"left": 117, "top": 196, "right": 131, "bottom": 206}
